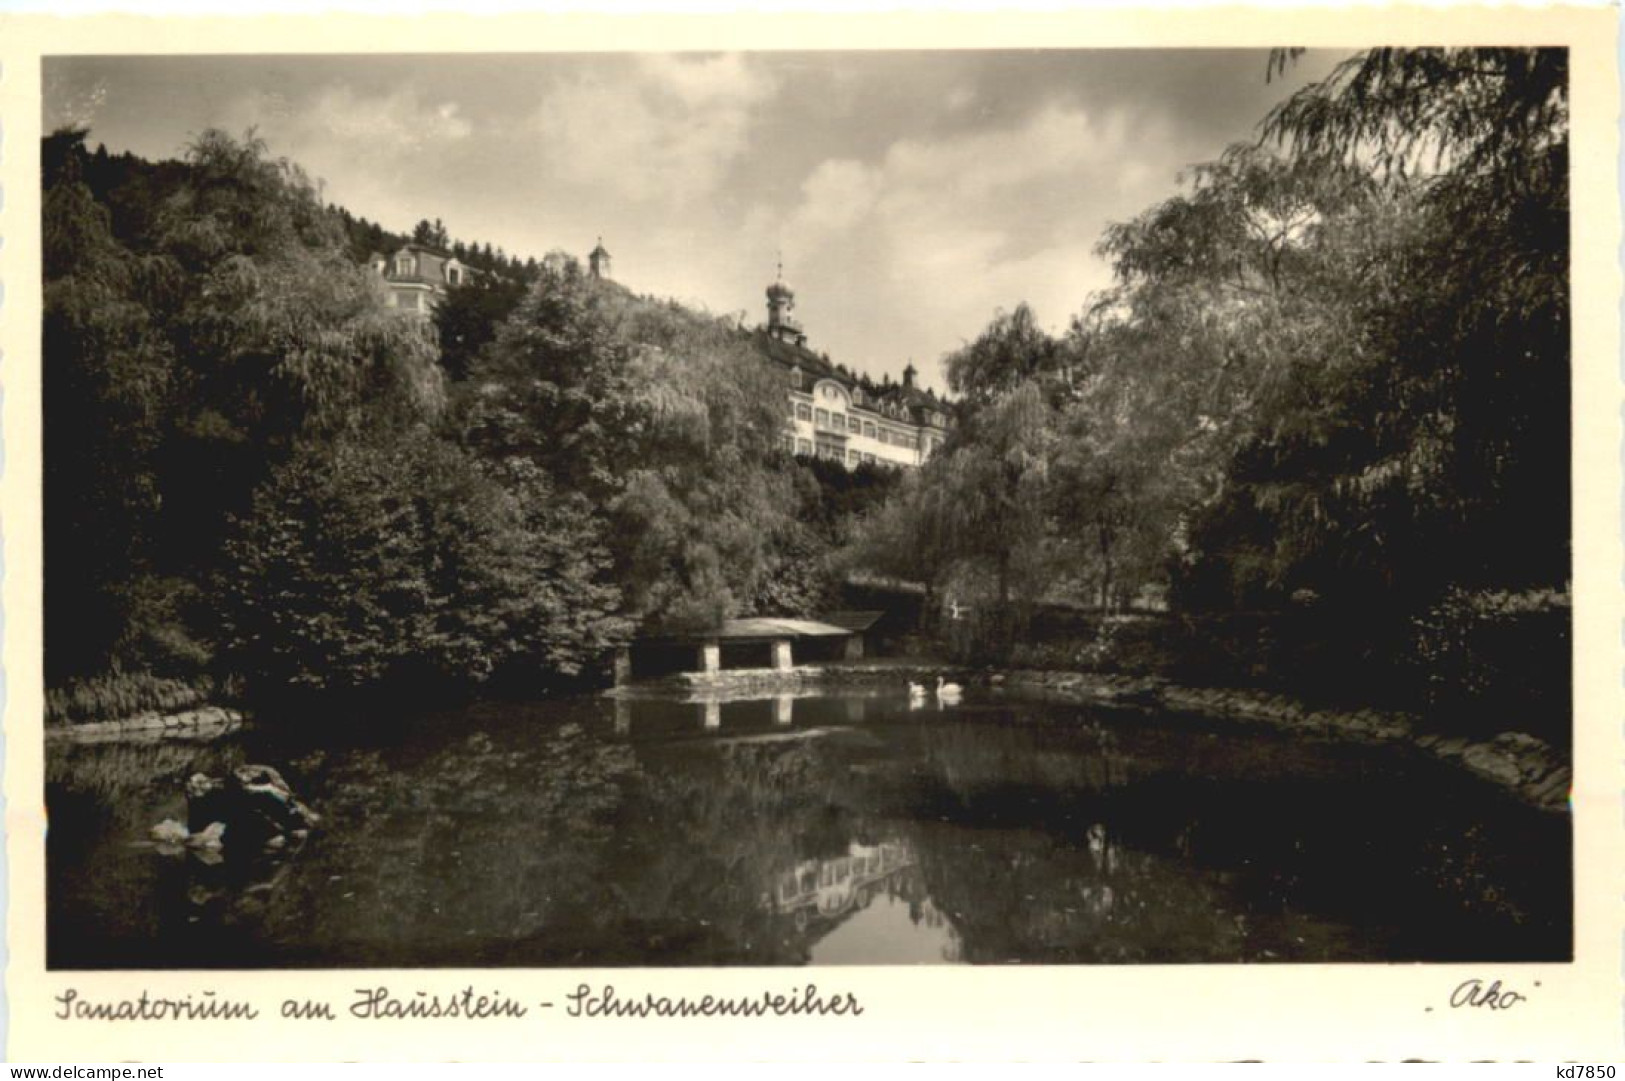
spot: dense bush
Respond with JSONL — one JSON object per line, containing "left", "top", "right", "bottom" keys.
{"left": 1407, "top": 589, "right": 1571, "bottom": 746}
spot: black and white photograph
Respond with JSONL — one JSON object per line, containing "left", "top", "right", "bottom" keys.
{"left": 36, "top": 43, "right": 1577, "bottom": 976}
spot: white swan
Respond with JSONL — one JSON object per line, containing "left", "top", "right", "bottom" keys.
{"left": 935, "top": 675, "right": 963, "bottom": 702}
{"left": 907, "top": 681, "right": 928, "bottom": 700}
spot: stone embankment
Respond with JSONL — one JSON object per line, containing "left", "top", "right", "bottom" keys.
{"left": 46, "top": 705, "right": 244, "bottom": 743}
{"left": 612, "top": 661, "right": 1568, "bottom": 812}
{"left": 674, "top": 663, "right": 960, "bottom": 694}
{"left": 600, "top": 662, "right": 967, "bottom": 699}
{"left": 1002, "top": 669, "right": 1570, "bottom": 814}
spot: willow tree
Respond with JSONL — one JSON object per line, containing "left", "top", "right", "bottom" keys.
{"left": 913, "top": 380, "right": 1056, "bottom": 656}
{"left": 1068, "top": 47, "right": 1567, "bottom": 616}
{"left": 945, "top": 302, "right": 1076, "bottom": 410}
{"left": 607, "top": 296, "right": 803, "bottom": 631}
{"left": 1263, "top": 47, "right": 1570, "bottom": 593}
{"left": 1088, "top": 143, "right": 1423, "bottom": 607}
{"left": 43, "top": 131, "right": 177, "bottom": 679}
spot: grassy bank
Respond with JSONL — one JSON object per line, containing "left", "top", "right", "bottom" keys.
{"left": 46, "top": 672, "right": 224, "bottom": 727}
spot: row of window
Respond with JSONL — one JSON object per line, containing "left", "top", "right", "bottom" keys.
{"left": 780, "top": 435, "right": 881, "bottom": 467}
{"left": 382, "top": 255, "right": 464, "bottom": 286}
{"left": 786, "top": 370, "right": 924, "bottom": 422}
{"left": 790, "top": 402, "right": 921, "bottom": 449}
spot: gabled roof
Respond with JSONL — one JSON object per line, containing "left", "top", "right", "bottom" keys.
{"left": 717, "top": 617, "right": 853, "bottom": 640}
{"left": 817, "top": 610, "right": 886, "bottom": 633}
{"left": 396, "top": 241, "right": 455, "bottom": 260}
{"left": 379, "top": 243, "right": 472, "bottom": 289}
{"left": 753, "top": 329, "right": 841, "bottom": 383}
{"left": 751, "top": 329, "right": 954, "bottom": 428}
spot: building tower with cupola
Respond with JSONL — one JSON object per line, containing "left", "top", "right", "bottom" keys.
{"left": 589, "top": 237, "right": 612, "bottom": 280}
{"left": 765, "top": 263, "right": 808, "bottom": 348}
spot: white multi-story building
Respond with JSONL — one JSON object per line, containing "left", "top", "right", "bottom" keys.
{"left": 756, "top": 272, "right": 954, "bottom": 470}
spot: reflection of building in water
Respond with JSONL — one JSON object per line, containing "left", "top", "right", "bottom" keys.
{"left": 763, "top": 839, "right": 959, "bottom": 963}
{"left": 772, "top": 840, "right": 915, "bottom": 920}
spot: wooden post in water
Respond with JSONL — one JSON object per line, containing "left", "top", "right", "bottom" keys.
{"left": 703, "top": 700, "right": 722, "bottom": 729}
{"left": 700, "top": 639, "right": 721, "bottom": 676}
{"left": 771, "top": 639, "right": 793, "bottom": 671}
{"left": 773, "top": 694, "right": 794, "bottom": 725}
{"left": 843, "top": 634, "right": 864, "bottom": 661}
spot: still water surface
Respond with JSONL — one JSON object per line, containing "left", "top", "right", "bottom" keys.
{"left": 47, "top": 689, "right": 1570, "bottom": 967}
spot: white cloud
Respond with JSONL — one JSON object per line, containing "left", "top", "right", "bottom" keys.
{"left": 752, "top": 101, "right": 1176, "bottom": 388}
{"left": 236, "top": 84, "right": 473, "bottom": 160}
{"left": 207, "top": 83, "right": 478, "bottom": 238}
{"left": 530, "top": 53, "right": 777, "bottom": 204}
{"left": 792, "top": 159, "right": 882, "bottom": 234}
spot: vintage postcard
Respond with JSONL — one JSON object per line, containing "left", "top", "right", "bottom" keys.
{"left": 2, "top": 4, "right": 1619, "bottom": 1062}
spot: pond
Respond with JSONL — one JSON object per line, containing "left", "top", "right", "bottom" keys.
{"left": 46, "top": 688, "right": 1570, "bottom": 968}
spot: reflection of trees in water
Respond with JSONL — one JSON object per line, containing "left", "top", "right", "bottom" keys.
{"left": 600, "top": 739, "right": 890, "bottom": 964}
{"left": 48, "top": 738, "right": 246, "bottom": 835}
{"left": 909, "top": 719, "right": 1130, "bottom": 804}
{"left": 893, "top": 715, "right": 1244, "bottom": 961}
{"left": 220, "top": 723, "right": 641, "bottom": 965}
{"left": 897, "top": 720, "right": 1570, "bottom": 962}
{"left": 904, "top": 818, "right": 1248, "bottom": 963}
{"left": 49, "top": 700, "right": 1571, "bottom": 966}
{"left": 47, "top": 738, "right": 257, "bottom": 967}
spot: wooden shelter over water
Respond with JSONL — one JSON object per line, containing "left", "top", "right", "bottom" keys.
{"left": 617, "top": 616, "right": 869, "bottom": 685}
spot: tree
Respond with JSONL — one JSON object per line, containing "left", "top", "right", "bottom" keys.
{"left": 945, "top": 303, "right": 1073, "bottom": 411}
{"left": 603, "top": 290, "right": 804, "bottom": 630}
{"left": 42, "top": 129, "right": 178, "bottom": 679}
{"left": 433, "top": 274, "right": 528, "bottom": 381}
{"left": 1064, "top": 47, "right": 1568, "bottom": 619}
{"left": 412, "top": 217, "right": 450, "bottom": 248}
{"left": 43, "top": 128, "right": 445, "bottom": 688}
{"left": 220, "top": 428, "right": 629, "bottom": 701}
{"left": 1263, "top": 47, "right": 1569, "bottom": 593}
{"left": 860, "top": 375, "right": 1056, "bottom": 657}
{"left": 460, "top": 256, "right": 807, "bottom": 633}
{"left": 1089, "top": 144, "right": 1400, "bottom": 606}
{"left": 461, "top": 256, "right": 643, "bottom": 501}
{"left": 149, "top": 130, "right": 444, "bottom": 581}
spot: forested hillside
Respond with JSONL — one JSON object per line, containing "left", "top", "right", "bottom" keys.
{"left": 43, "top": 128, "right": 890, "bottom": 721}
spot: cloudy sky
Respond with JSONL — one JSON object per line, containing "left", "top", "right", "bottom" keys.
{"left": 47, "top": 50, "right": 1345, "bottom": 392}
